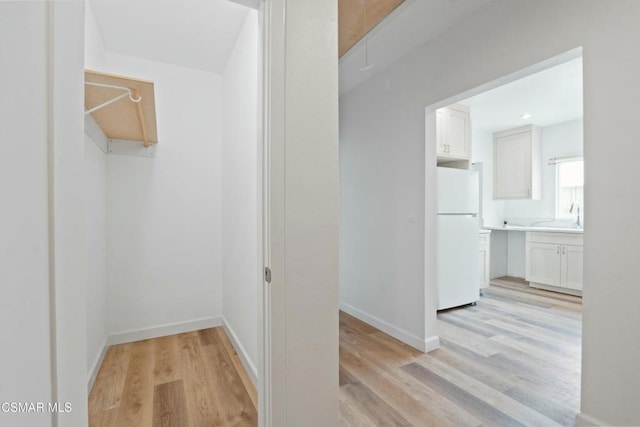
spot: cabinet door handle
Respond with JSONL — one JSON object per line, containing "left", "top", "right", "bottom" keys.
{"left": 562, "top": 246, "right": 566, "bottom": 255}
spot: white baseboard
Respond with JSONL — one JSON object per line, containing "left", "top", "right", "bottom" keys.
{"left": 106, "top": 316, "right": 223, "bottom": 346}
{"left": 222, "top": 317, "right": 258, "bottom": 386}
{"left": 88, "top": 316, "right": 256, "bottom": 392}
{"left": 339, "top": 302, "right": 440, "bottom": 353}
{"left": 87, "top": 337, "right": 108, "bottom": 392}
{"left": 574, "top": 412, "right": 608, "bottom": 426}
{"left": 529, "top": 281, "right": 582, "bottom": 297}
{"left": 423, "top": 334, "right": 440, "bottom": 353}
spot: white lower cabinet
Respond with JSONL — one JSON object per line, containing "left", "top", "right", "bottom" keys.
{"left": 525, "top": 232, "right": 583, "bottom": 293}
{"left": 526, "top": 242, "right": 562, "bottom": 287}
{"left": 561, "top": 244, "right": 584, "bottom": 291}
{"left": 479, "top": 231, "right": 491, "bottom": 290}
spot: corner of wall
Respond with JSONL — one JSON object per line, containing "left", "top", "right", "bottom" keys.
{"left": 87, "top": 337, "right": 108, "bottom": 392}
{"left": 106, "top": 317, "right": 223, "bottom": 347}
{"left": 84, "top": 0, "right": 107, "bottom": 70}
{"left": 222, "top": 317, "right": 258, "bottom": 385}
{"left": 423, "top": 335, "right": 440, "bottom": 353}
{"left": 339, "top": 301, "right": 438, "bottom": 353}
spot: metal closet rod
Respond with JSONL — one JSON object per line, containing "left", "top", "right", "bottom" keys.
{"left": 84, "top": 82, "right": 142, "bottom": 115}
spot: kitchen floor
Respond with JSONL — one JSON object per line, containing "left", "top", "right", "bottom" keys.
{"left": 339, "top": 278, "right": 582, "bottom": 426}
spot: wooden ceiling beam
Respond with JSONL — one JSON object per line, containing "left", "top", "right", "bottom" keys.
{"left": 339, "top": 0, "right": 405, "bottom": 57}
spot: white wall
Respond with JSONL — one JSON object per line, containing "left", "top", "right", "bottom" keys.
{"left": 51, "top": 2, "right": 89, "bottom": 424}
{"left": 84, "top": 0, "right": 106, "bottom": 70}
{"left": 102, "top": 53, "right": 224, "bottom": 335}
{"left": 222, "top": 10, "right": 259, "bottom": 379}
{"left": 0, "top": 3, "right": 53, "bottom": 425}
{"left": 472, "top": 128, "right": 505, "bottom": 225}
{"left": 340, "top": 96, "right": 431, "bottom": 349}
{"left": 84, "top": 0, "right": 109, "bottom": 384}
{"left": 486, "top": 230, "right": 527, "bottom": 279}
{"left": 506, "top": 231, "right": 526, "bottom": 278}
{"left": 339, "top": 1, "right": 640, "bottom": 424}
{"left": 84, "top": 137, "right": 108, "bottom": 380}
{"left": 488, "top": 230, "right": 507, "bottom": 278}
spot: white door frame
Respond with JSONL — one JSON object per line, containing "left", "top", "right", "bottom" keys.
{"left": 424, "top": 49, "right": 584, "bottom": 322}
{"left": 259, "top": 0, "right": 340, "bottom": 425}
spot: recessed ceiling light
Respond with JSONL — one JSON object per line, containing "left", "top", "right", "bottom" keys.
{"left": 521, "top": 113, "right": 532, "bottom": 119}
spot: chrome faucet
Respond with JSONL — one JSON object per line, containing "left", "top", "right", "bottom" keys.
{"left": 570, "top": 203, "right": 581, "bottom": 228}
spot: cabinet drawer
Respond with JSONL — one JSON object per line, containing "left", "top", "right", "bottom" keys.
{"left": 526, "top": 232, "right": 583, "bottom": 246}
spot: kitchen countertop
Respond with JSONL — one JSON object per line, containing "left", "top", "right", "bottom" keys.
{"left": 483, "top": 225, "right": 583, "bottom": 234}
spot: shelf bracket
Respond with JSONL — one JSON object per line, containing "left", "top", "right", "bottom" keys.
{"left": 84, "top": 81, "right": 142, "bottom": 115}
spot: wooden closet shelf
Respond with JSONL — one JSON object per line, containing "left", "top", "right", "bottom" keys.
{"left": 85, "top": 70, "right": 158, "bottom": 147}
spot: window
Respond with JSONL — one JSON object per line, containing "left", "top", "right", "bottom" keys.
{"left": 556, "top": 158, "right": 584, "bottom": 219}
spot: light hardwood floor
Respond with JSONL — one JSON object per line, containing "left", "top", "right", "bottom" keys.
{"left": 339, "top": 278, "right": 582, "bottom": 426}
{"left": 89, "top": 327, "right": 257, "bottom": 427}
{"left": 91, "top": 278, "right": 581, "bottom": 426}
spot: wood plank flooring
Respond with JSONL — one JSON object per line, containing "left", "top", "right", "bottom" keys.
{"left": 89, "top": 327, "right": 257, "bottom": 427}
{"left": 91, "top": 278, "right": 581, "bottom": 426}
{"left": 339, "top": 278, "right": 582, "bottom": 427}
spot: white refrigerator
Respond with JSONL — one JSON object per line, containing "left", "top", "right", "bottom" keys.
{"left": 437, "top": 167, "right": 480, "bottom": 310}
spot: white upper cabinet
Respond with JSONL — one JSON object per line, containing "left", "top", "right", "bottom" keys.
{"left": 436, "top": 105, "right": 470, "bottom": 161}
{"left": 493, "top": 125, "right": 541, "bottom": 200}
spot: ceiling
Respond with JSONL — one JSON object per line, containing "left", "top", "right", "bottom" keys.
{"left": 89, "top": 0, "right": 249, "bottom": 73}
{"left": 339, "top": 0, "right": 494, "bottom": 95}
{"left": 459, "top": 58, "right": 583, "bottom": 133}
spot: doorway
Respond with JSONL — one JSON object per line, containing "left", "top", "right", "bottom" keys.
{"left": 426, "top": 49, "right": 584, "bottom": 424}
